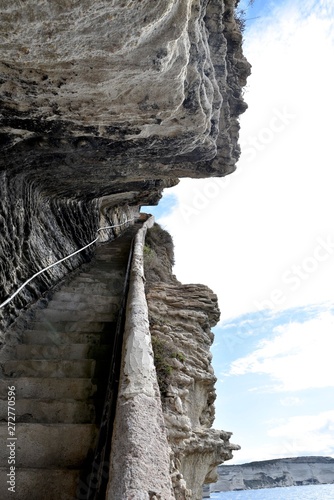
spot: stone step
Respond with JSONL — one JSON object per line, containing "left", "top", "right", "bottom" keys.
{"left": 94, "top": 255, "right": 126, "bottom": 262}
{"left": 69, "top": 275, "right": 122, "bottom": 285}
{"left": 0, "top": 468, "right": 81, "bottom": 500}
{"left": 71, "top": 268, "right": 124, "bottom": 285}
{"left": 41, "top": 300, "right": 118, "bottom": 314}
{"left": 14, "top": 344, "right": 111, "bottom": 360}
{"left": 0, "top": 423, "right": 97, "bottom": 467}
{"left": 0, "top": 398, "right": 96, "bottom": 423}
{"left": 60, "top": 283, "right": 120, "bottom": 295}
{"left": 68, "top": 276, "right": 100, "bottom": 283}
{"left": 3, "top": 360, "right": 96, "bottom": 378}
{"left": 35, "top": 308, "right": 116, "bottom": 322}
{"left": 87, "top": 264, "right": 124, "bottom": 273}
{"left": 51, "top": 292, "right": 120, "bottom": 306}
{"left": 96, "top": 244, "right": 130, "bottom": 252}
{"left": 75, "top": 269, "right": 123, "bottom": 278}
{"left": 0, "top": 227, "right": 138, "bottom": 498}
{"left": 86, "top": 267, "right": 124, "bottom": 276}
{"left": 30, "top": 321, "right": 107, "bottom": 333}
{"left": 0, "top": 378, "right": 97, "bottom": 400}
{"left": 22, "top": 330, "right": 111, "bottom": 345}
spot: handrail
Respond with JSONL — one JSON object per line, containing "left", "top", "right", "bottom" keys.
{"left": 0, "top": 218, "right": 136, "bottom": 310}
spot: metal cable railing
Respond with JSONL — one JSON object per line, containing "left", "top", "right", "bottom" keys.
{"left": 0, "top": 218, "right": 136, "bottom": 310}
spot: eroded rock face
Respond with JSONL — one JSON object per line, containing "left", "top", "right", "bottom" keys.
{"left": 1, "top": 2, "right": 248, "bottom": 495}
{"left": 0, "top": 178, "right": 140, "bottom": 332}
{"left": 0, "top": 0, "right": 250, "bottom": 332}
{"left": 1, "top": 0, "right": 250, "bottom": 194}
{"left": 145, "top": 225, "right": 240, "bottom": 499}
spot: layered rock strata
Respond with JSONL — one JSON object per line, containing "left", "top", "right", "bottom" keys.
{"left": 0, "top": 181, "right": 139, "bottom": 333}
{"left": 145, "top": 224, "right": 240, "bottom": 499}
{"left": 213, "top": 456, "right": 334, "bottom": 492}
{"left": 0, "top": 1, "right": 249, "bottom": 497}
{"left": 0, "top": 0, "right": 250, "bottom": 332}
{"left": 1, "top": 0, "right": 250, "bottom": 187}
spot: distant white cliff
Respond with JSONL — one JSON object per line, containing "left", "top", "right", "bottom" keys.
{"left": 212, "top": 456, "right": 334, "bottom": 492}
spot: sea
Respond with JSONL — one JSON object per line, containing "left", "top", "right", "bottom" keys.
{"left": 209, "top": 484, "right": 334, "bottom": 499}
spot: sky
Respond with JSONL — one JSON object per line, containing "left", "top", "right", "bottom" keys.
{"left": 143, "top": 0, "right": 334, "bottom": 464}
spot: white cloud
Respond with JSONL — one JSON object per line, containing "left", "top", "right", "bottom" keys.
{"left": 157, "top": 1, "right": 334, "bottom": 321}
{"left": 280, "top": 396, "right": 302, "bottom": 407}
{"left": 267, "top": 410, "right": 334, "bottom": 457}
{"left": 227, "top": 311, "right": 334, "bottom": 392}
{"left": 230, "top": 443, "right": 289, "bottom": 465}
{"left": 268, "top": 410, "right": 334, "bottom": 438}
{"left": 231, "top": 410, "right": 334, "bottom": 463}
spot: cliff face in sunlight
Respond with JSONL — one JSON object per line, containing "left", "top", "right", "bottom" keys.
{"left": 1, "top": 0, "right": 249, "bottom": 188}
{"left": 213, "top": 457, "right": 334, "bottom": 492}
{"left": 144, "top": 224, "right": 240, "bottom": 499}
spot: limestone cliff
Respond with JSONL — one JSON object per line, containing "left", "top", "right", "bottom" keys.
{"left": 0, "top": 1, "right": 249, "bottom": 497}
{"left": 144, "top": 224, "right": 240, "bottom": 500}
{"left": 0, "top": 0, "right": 250, "bottom": 333}
{"left": 213, "top": 456, "right": 334, "bottom": 492}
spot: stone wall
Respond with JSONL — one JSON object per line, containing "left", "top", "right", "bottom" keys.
{"left": 108, "top": 221, "right": 241, "bottom": 499}
{"left": 107, "top": 216, "right": 175, "bottom": 499}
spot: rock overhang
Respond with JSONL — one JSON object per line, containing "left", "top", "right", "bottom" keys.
{"left": 0, "top": 0, "right": 250, "bottom": 330}
{"left": 0, "top": 3, "right": 250, "bottom": 493}
{"left": 0, "top": 0, "right": 250, "bottom": 200}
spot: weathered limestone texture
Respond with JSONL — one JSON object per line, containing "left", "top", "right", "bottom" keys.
{"left": 1, "top": 1, "right": 249, "bottom": 496}
{"left": 0, "top": 0, "right": 250, "bottom": 186}
{"left": 145, "top": 225, "right": 240, "bottom": 500}
{"left": 213, "top": 456, "right": 334, "bottom": 492}
{"left": 0, "top": 0, "right": 250, "bottom": 331}
{"left": 0, "top": 184, "right": 138, "bottom": 333}
{"left": 107, "top": 216, "right": 175, "bottom": 499}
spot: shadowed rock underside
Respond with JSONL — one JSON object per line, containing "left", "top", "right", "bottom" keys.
{"left": 0, "top": 0, "right": 250, "bottom": 331}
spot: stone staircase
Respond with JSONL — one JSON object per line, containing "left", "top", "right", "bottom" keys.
{"left": 0, "top": 224, "right": 139, "bottom": 500}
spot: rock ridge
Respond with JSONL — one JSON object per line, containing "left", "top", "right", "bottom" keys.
{"left": 213, "top": 456, "right": 334, "bottom": 492}
{"left": 144, "top": 224, "right": 240, "bottom": 499}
